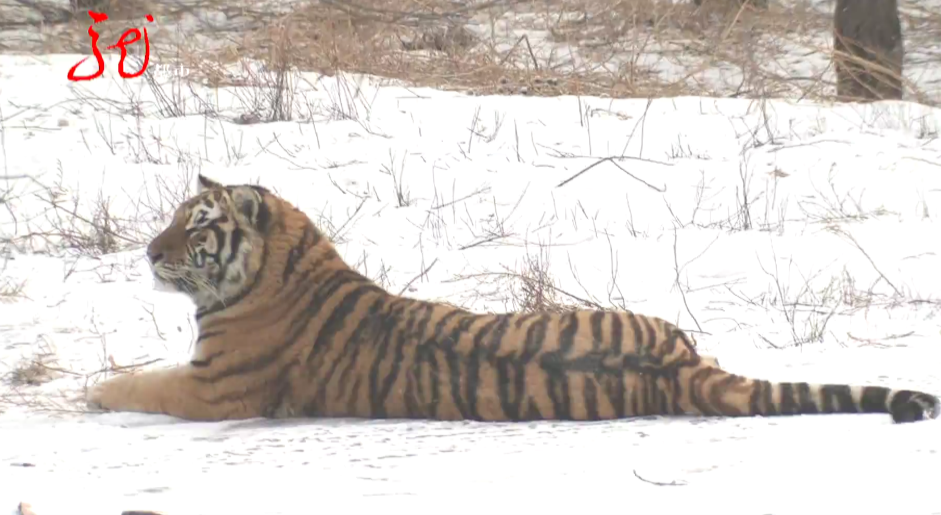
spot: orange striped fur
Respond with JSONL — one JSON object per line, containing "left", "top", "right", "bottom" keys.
{"left": 86, "top": 175, "right": 939, "bottom": 424}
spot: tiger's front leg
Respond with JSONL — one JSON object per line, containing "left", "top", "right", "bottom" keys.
{"left": 86, "top": 365, "right": 255, "bottom": 421}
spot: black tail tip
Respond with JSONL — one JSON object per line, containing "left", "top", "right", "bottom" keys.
{"left": 890, "top": 391, "right": 940, "bottom": 424}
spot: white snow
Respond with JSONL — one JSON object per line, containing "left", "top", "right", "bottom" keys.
{"left": 2, "top": 53, "right": 941, "bottom": 514}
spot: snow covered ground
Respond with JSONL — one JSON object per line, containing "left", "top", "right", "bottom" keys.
{"left": 3, "top": 0, "right": 940, "bottom": 103}
{"left": 2, "top": 53, "right": 941, "bottom": 514}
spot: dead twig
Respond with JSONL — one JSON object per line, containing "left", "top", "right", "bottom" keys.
{"left": 633, "top": 469, "right": 687, "bottom": 487}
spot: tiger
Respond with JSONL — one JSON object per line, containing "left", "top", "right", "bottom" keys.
{"left": 86, "top": 174, "right": 940, "bottom": 424}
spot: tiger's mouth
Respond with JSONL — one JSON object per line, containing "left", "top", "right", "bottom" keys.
{"left": 150, "top": 266, "right": 179, "bottom": 293}
{"left": 150, "top": 263, "right": 200, "bottom": 295}
{"left": 157, "top": 276, "right": 192, "bottom": 294}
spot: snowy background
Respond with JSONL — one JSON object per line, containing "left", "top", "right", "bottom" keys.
{"left": 2, "top": 0, "right": 941, "bottom": 513}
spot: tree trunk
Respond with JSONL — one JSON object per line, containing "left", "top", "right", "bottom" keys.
{"left": 833, "top": 0, "right": 904, "bottom": 102}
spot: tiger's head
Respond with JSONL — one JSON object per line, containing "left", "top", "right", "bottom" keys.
{"left": 146, "top": 174, "right": 270, "bottom": 309}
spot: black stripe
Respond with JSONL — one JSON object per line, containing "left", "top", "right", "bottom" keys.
{"left": 442, "top": 315, "right": 477, "bottom": 419}
{"left": 541, "top": 313, "right": 578, "bottom": 419}
{"left": 761, "top": 379, "right": 776, "bottom": 415}
{"left": 283, "top": 223, "right": 317, "bottom": 284}
{"left": 523, "top": 314, "right": 549, "bottom": 359}
{"left": 253, "top": 196, "right": 271, "bottom": 233}
{"left": 667, "top": 332, "right": 687, "bottom": 414}
{"left": 821, "top": 385, "right": 854, "bottom": 414}
{"left": 636, "top": 318, "right": 666, "bottom": 413}
{"left": 277, "top": 253, "right": 338, "bottom": 308}
{"left": 265, "top": 357, "right": 298, "bottom": 417}
{"left": 779, "top": 382, "right": 797, "bottom": 414}
{"left": 345, "top": 376, "right": 363, "bottom": 416}
{"left": 513, "top": 312, "right": 542, "bottom": 329}
{"left": 524, "top": 398, "right": 542, "bottom": 419}
{"left": 642, "top": 316, "right": 657, "bottom": 355}
{"left": 263, "top": 378, "right": 293, "bottom": 417}
{"left": 197, "top": 330, "right": 225, "bottom": 342}
{"left": 496, "top": 356, "right": 518, "bottom": 420}
{"left": 382, "top": 302, "right": 431, "bottom": 418}
{"left": 196, "top": 269, "right": 369, "bottom": 383}
{"left": 627, "top": 314, "right": 643, "bottom": 355}
{"left": 196, "top": 229, "right": 270, "bottom": 321}
{"left": 796, "top": 382, "right": 819, "bottom": 414}
{"left": 227, "top": 228, "right": 243, "bottom": 265}
{"left": 368, "top": 299, "right": 411, "bottom": 417}
{"left": 708, "top": 372, "right": 740, "bottom": 416}
{"left": 589, "top": 311, "right": 604, "bottom": 352}
{"left": 520, "top": 314, "right": 549, "bottom": 420}
{"left": 330, "top": 297, "right": 387, "bottom": 402}
{"left": 464, "top": 316, "right": 503, "bottom": 420}
{"left": 584, "top": 375, "right": 600, "bottom": 420}
{"left": 609, "top": 313, "right": 625, "bottom": 418}
{"left": 610, "top": 313, "right": 623, "bottom": 354}
{"left": 498, "top": 314, "right": 544, "bottom": 421}
{"left": 190, "top": 350, "right": 224, "bottom": 368}
{"left": 401, "top": 303, "right": 437, "bottom": 418}
{"left": 305, "top": 283, "right": 383, "bottom": 376}
{"left": 417, "top": 308, "right": 466, "bottom": 418}
{"left": 301, "top": 284, "right": 386, "bottom": 415}
{"left": 210, "top": 227, "right": 242, "bottom": 292}
{"left": 626, "top": 314, "right": 645, "bottom": 416}
{"left": 418, "top": 346, "right": 441, "bottom": 418}
{"left": 232, "top": 264, "right": 328, "bottom": 398}
{"left": 215, "top": 227, "right": 242, "bottom": 284}
{"left": 321, "top": 297, "right": 388, "bottom": 409}
{"left": 251, "top": 184, "right": 271, "bottom": 195}
{"left": 860, "top": 386, "right": 889, "bottom": 413}
{"left": 482, "top": 315, "right": 512, "bottom": 418}
{"left": 693, "top": 367, "right": 725, "bottom": 416}
{"left": 747, "top": 378, "right": 762, "bottom": 416}
{"left": 557, "top": 312, "right": 578, "bottom": 419}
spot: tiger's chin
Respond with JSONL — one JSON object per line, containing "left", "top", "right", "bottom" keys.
{"left": 153, "top": 276, "right": 179, "bottom": 294}
{"left": 152, "top": 272, "right": 200, "bottom": 297}
{"left": 151, "top": 272, "right": 223, "bottom": 310}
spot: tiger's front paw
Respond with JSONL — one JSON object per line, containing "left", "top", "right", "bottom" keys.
{"left": 86, "top": 374, "right": 136, "bottom": 412}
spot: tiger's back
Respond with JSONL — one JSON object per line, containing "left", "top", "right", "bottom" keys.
{"left": 86, "top": 175, "right": 940, "bottom": 424}
{"left": 298, "top": 304, "right": 713, "bottom": 421}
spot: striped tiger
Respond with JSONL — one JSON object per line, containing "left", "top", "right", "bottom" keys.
{"left": 86, "top": 174, "right": 940, "bottom": 424}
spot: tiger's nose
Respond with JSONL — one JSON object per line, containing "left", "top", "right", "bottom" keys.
{"left": 146, "top": 242, "right": 164, "bottom": 264}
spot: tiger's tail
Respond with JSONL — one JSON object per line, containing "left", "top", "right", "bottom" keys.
{"left": 687, "top": 367, "right": 940, "bottom": 423}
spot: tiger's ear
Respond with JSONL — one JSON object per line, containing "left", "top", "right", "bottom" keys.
{"left": 197, "top": 174, "right": 224, "bottom": 193}
{"left": 228, "top": 186, "right": 269, "bottom": 232}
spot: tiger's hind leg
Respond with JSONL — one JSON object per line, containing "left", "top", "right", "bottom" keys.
{"left": 698, "top": 354, "right": 721, "bottom": 368}
{"left": 686, "top": 333, "right": 720, "bottom": 368}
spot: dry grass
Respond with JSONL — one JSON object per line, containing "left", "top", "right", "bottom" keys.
{"left": 0, "top": 277, "right": 27, "bottom": 300}
{"left": 447, "top": 241, "right": 599, "bottom": 314}
{"left": 2, "top": 0, "right": 937, "bottom": 104}
{"left": 18, "top": 167, "right": 162, "bottom": 256}
{"left": 510, "top": 243, "right": 571, "bottom": 313}
{"left": 4, "top": 339, "right": 60, "bottom": 387}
